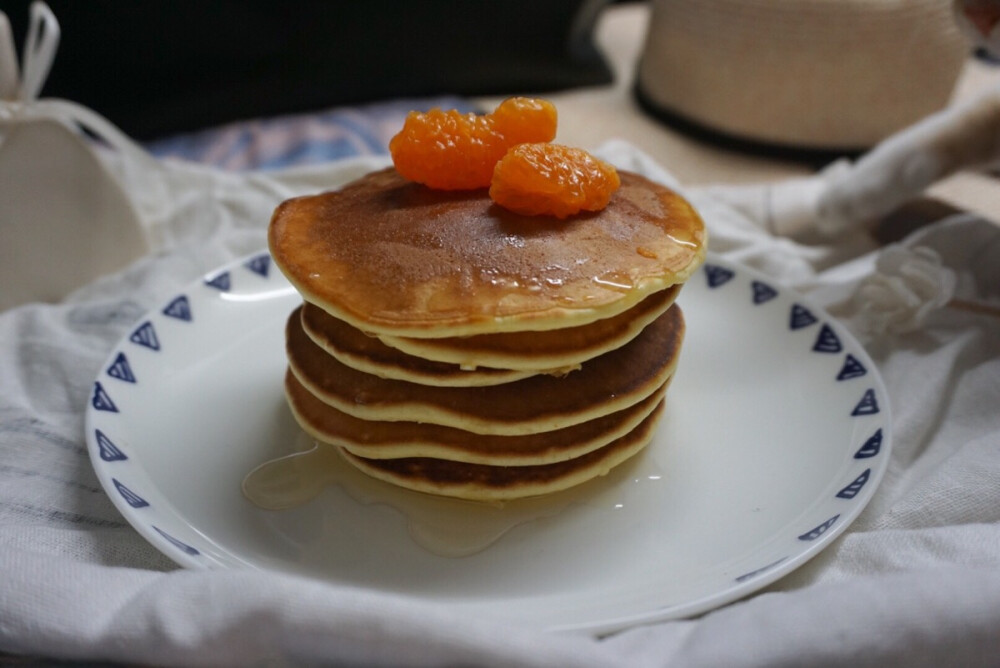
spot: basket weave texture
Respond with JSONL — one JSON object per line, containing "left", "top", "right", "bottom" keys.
{"left": 637, "top": 0, "right": 969, "bottom": 149}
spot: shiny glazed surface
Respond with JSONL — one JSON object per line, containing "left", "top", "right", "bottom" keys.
{"left": 269, "top": 168, "right": 705, "bottom": 337}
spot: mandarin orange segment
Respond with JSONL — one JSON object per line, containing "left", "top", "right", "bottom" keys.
{"left": 489, "top": 143, "right": 621, "bottom": 219}
{"left": 389, "top": 98, "right": 557, "bottom": 191}
{"left": 490, "top": 97, "right": 558, "bottom": 146}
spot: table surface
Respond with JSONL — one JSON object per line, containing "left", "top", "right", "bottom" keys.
{"left": 476, "top": 3, "right": 1000, "bottom": 224}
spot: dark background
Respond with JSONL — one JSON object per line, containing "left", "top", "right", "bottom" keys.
{"left": 2, "top": 1, "right": 613, "bottom": 139}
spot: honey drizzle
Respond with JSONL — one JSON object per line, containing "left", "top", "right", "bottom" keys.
{"left": 242, "top": 442, "right": 661, "bottom": 558}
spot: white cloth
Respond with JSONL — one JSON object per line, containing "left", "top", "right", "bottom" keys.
{"left": 2, "top": 140, "right": 1000, "bottom": 667}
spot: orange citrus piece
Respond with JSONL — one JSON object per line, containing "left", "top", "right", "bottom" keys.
{"left": 389, "top": 98, "right": 557, "bottom": 190}
{"left": 490, "top": 97, "right": 558, "bottom": 146}
{"left": 489, "top": 143, "right": 621, "bottom": 219}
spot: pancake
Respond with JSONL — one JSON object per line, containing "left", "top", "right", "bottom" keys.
{"left": 265, "top": 160, "right": 706, "bottom": 502}
{"left": 301, "top": 284, "right": 680, "bottom": 379}
{"left": 300, "top": 302, "right": 534, "bottom": 387}
{"left": 269, "top": 168, "right": 706, "bottom": 338}
{"left": 286, "top": 303, "right": 685, "bottom": 436}
{"left": 285, "top": 367, "right": 670, "bottom": 465}
{"left": 373, "top": 284, "right": 681, "bottom": 373}
{"left": 339, "top": 399, "right": 664, "bottom": 501}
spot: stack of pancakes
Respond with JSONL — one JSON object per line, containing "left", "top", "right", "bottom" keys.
{"left": 269, "top": 167, "right": 705, "bottom": 502}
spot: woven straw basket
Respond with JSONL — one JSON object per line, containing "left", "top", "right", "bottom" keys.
{"left": 636, "top": 0, "right": 970, "bottom": 153}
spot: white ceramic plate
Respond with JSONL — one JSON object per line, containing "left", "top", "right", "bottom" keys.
{"left": 85, "top": 251, "right": 890, "bottom": 634}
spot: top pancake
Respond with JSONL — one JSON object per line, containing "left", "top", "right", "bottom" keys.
{"left": 269, "top": 167, "right": 705, "bottom": 338}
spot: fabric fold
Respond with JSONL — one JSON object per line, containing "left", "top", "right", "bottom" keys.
{"left": 2, "top": 140, "right": 999, "bottom": 666}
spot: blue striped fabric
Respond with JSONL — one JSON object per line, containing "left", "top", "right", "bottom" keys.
{"left": 145, "top": 96, "right": 478, "bottom": 171}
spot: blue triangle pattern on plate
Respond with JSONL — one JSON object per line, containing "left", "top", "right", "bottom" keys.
{"left": 751, "top": 280, "right": 778, "bottom": 304}
{"left": 204, "top": 271, "right": 231, "bottom": 291}
{"left": 812, "top": 324, "right": 842, "bottom": 353}
{"left": 855, "top": 429, "right": 883, "bottom": 459}
{"left": 836, "top": 469, "right": 871, "bottom": 499}
{"left": 91, "top": 382, "right": 118, "bottom": 412}
{"left": 112, "top": 478, "right": 149, "bottom": 508}
{"left": 704, "top": 264, "right": 735, "bottom": 288}
{"left": 789, "top": 304, "right": 818, "bottom": 330}
{"left": 735, "top": 556, "right": 788, "bottom": 583}
{"left": 95, "top": 429, "right": 127, "bottom": 461}
{"left": 837, "top": 354, "right": 867, "bottom": 380}
{"left": 106, "top": 352, "right": 136, "bottom": 383}
{"left": 851, "top": 389, "right": 880, "bottom": 416}
{"left": 244, "top": 253, "right": 270, "bottom": 277}
{"left": 798, "top": 514, "right": 840, "bottom": 541}
{"left": 153, "top": 525, "right": 201, "bottom": 556}
{"left": 162, "top": 295, "right": 192, "bottom": 321}
{"left": 129, "top": 321, "right": 160, "bottom": 350}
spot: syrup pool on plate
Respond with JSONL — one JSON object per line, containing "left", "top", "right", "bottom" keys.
{"left": 242, "top": 441, "right": 666, "bottom": 558}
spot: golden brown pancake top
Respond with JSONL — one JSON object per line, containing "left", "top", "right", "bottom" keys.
{"left": 269, "top": 168, "right": 705, "bottom": 337}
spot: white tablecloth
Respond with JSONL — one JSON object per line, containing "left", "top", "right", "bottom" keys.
{"left": 1, "top": 139, "right": 999, "bottom": 667}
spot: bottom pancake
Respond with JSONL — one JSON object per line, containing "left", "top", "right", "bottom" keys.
{"left": 339, "top": 400, "right": 664, "bottom": 502}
